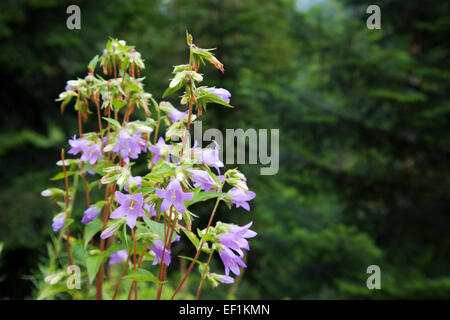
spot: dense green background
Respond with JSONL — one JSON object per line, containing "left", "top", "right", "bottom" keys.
{"left": 0, "top": 0, "right": 449, "bottom": 299}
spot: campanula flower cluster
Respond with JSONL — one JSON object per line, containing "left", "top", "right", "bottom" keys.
{"left": 41, "top": 34, "right": 257, "bottom": 300}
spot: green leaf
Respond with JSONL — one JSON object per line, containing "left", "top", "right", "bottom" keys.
{"left": 138, "top": 187, "right": 155, "bottom": 196}
{"left": 202, "top": 93, "right": 234, "bottom": 108}
{"left": 143, "top": 217, "right": 177, "bottom": 243}
{"left": 84, "top": 219, "right": 104, "bottom": 249}
{"left": 123, "top": 268, "right": 162, "bottom": 283}
{"left": 162, "top": 79, "right": 184, "bottom": 98}
{"left": 112, "top": 100, "right": 127, "bottom": 111}
{"left": 88, "top": 55, "right": 99, "bottom": 72}
{"left": 122, "top": 223, "right": 129, "bottom": 250}
{"left": 187, "top": 190, "right": 227, "bottom": 206}
{"left": 181, "top": 227, "right": 200, "bottom": 249}
{"left": 143, "top": 217, "right": 165, "bottom": 241}
{"left": 102, "top": 117, "right": 121, "bottom": 129}
{"left": 86, "top": 255, "right": 104, "bottom": 284}
{"left": 178, "top": 255, "right": 206, "bottom": 268}
{"left": 37, "top": 284, "right": 72, "bottom": 300}
{"left": 71, "top": 242, "right": 87, "bottom": 267}
{"left": 50, "top": 171, "right": 76, "bottom": 181}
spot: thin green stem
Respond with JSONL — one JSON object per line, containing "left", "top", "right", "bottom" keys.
{"left": 195, "top": 249, "right": 214, "bottom": 300}
{"left": 170, "top": 182, "right": 224, "bottom": 300}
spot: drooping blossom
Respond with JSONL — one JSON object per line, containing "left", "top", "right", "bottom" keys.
{"left": 52, "top": 215, "right": 65, "bottom": 232}
{"left": 210, "top": 88, "right": 231, "bottom": 103}
{"left": 80, "top": 143, "right": 103, "bottom": 165}
{"left": 144, "top": 202, "right": 157, "bottom": 217}
{"left": 81, "top": 206, "right": 101, "bottom": 224}
{"left": 188, "top": 169, "right": 218, "bottom": 192}
{"left": 111, "top": 129, "right": 146, "bottom": 163}
{"left": 193, "top": 141, "right": 224, "bottom": 173}
{"left": 108, "top": 249, "right": 128, "bottom": 265}
{"left": 124, "top": 175, "right": 142, "bottom": 192}
{"left": 168, "top": 108, "right": 189, "bottom": 122}
{"left": 68, "top": 135, "right": 87, "bottom": 155}
{"left": 227, "top": 187, "right": 256, "bottom": 211}
{"left": 110, "top": 191, "right": 145, "bottom": 229}
{"left": 155, "top": 179, "right": 193, "bottom": 213}
{"left": 70, "top": 139, "right": 102, "bottom": 165}
{"left": 100, "top": 223, "right": 121, "bottom": 239}
{"left": 68, "top": 135, "right": 103, "bottom": 165}
{"left": 218, "top": 275, "right": 235, "bottom": 284}
{"left": 149, "top": 137, "right": 172, "bottom": 164}
{"left": 150, "top": 235, "right": 180, "bottom": 266}
{"left": 218, "top": 222, "right": 257, "bottom": 277}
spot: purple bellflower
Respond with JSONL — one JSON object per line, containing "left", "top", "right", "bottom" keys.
{"left": 168, "top": 108, "right": 189, "bottom": 122}
{"left": 108, "top": 249, "right": 128, "bottom": 265}
{"left": 144, "top": 202, "right": 157, "bottom": 217}
{"left": 68, "top": 135, "right": 103, "bottom": 165}
{"left": 81, "top": 206, "right": 101, "bottom": 224}
{"left": 52, "top": 215, "right": 65, "bottom": 232}
{"left": 111, "top": 130, "right": 146, "bottom": 164}
{"left": 149, "top": 137, "right": 172, "bottom": 164}
{"left": 150, "top": 235, "right": 180, "bottom": 266}
{"left": 193, "top": 141, "right": 224, "bottom": 173}
{"left": 110, "top": 191, "right": 145, "bottom": 229}
{"left": 68, "top": 135, "right": 87, "bottom": 155}
{"left": 188, "top": 169, "right": 218, "bottom": 192}
{"left": 124, "top": 175, "right": 142, "bottom": 192}
{"left": 155, "top": 179, "right": 193, "bottom": 213}
{"left": 218, "top": 222, "right": 257, "bottom": 277}
{"left": 218, "top": 275, "right": 235, "bottom": 284}
{"left": 210, "top": 88, "right": 231, "bottom": 103}
{"left": 228, "top": 187, "right": 256, "bottom": 211}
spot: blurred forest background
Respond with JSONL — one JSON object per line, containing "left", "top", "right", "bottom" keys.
{"left": 0, "top": 0, "right": 449, "bottom": 299}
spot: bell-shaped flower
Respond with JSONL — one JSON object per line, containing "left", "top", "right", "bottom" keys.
{"left": 192, "top": 141, "right": 224, "bottom": 173}
{"left": 110, "top": 191, "right": 145, "bottom": 229}
{"left": 227, "top": 187, "right": 256, "bottom": 211}
{"left": 149, "top": 137, "right": 172, "bottom": 164}
{"left": 155, "top": 180, "right": 193, "bottom": 213}
{"left": 111, "top": 129, "right": 146, "bottom": 163}
{"left": 187, "top": 169, "right": 218, "bottom": 192}
{"left": 210, "top": 88, "right": 231, "bottom": 103}
{"left": 218, "top": 275, "right": 235, "bottom": 284}
{"left": 108, "top": 249, "right": 128, "bottom": 265}
{"left": 144, "top": 203, "right": 157, "bottom": 217}
{"left": 168, "top": 108, "right": 189, "bottom": 122}
{"left": 150, "top": 236, "right": 180, "bottom": 266}
{"left": 52, "top": 215, "right": 66, "bottom": 232}
{"left": 68, "top": 135, "right": 103, "bottom": 165}
{"left": 124, "top": 175, "right": 142, "bottom": 192}
{"left": 218, "top": 222, "right": 256, "bottom": 277}
{"left": 81, "top": 206, "right": 101, "bottom": 224}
